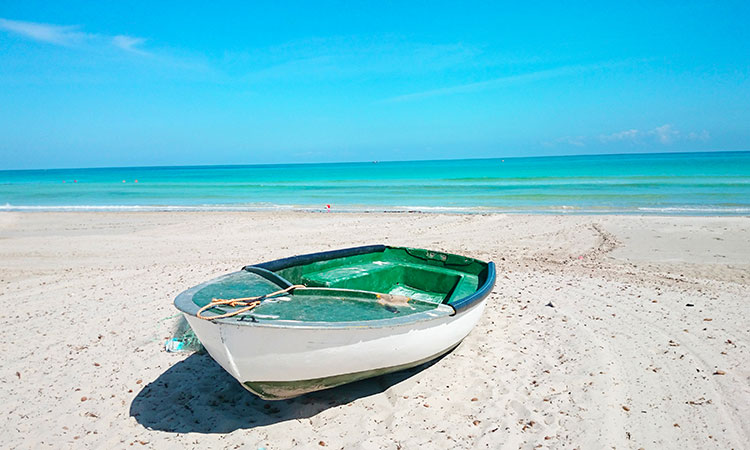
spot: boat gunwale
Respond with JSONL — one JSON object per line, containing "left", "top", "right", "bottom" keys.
{"left": 450, "top": 260, "right": 496, "bottom": 313}
{"left": 174, "top": 244, "right": 495, "bottom": 328}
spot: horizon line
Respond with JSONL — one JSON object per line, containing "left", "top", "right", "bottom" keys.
{"left": 1, "top": 149, "right": 747, "bottom": 173}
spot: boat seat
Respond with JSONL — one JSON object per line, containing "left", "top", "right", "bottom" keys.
{"left": 301, "top": 262, "right": 396, "bottom": 288}
{"left": 445, "top": 275, "right": 479, "bottom": 305}
{"left": 301, "top": 262, "right": 467, "bottom": 304}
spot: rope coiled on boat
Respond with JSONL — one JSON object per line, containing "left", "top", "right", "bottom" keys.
{"left": 196, "top": 284, "right": 306, "bottom": 320}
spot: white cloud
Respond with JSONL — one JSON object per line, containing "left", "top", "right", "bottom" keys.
{"left": 0, "top": 17, "right": 148, "bottom": 55}
{"left": 687, "top": 130, "right": 710, "bottom": 142}
{"left": 650, "top": 124, "right": 679, "bottom": 144}
{"left": 0, "top": 18, "right": 91, "bottom": 46}
{"left": 112, "top": 35, "right": 148, "bottom": 54}
{"left": 549, "top": 124, "right": 710, "bottom": 148}
{"left": 543, "top": 135, "right": 586, "bottom": 147}
{"left": 600, "top": 129, "right": 640, "bottom": 143}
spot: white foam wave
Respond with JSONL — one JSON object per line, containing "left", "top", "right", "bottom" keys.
{"left": 637, "top": 206, "right": 750, "bottom": 213}
{"left": 0, "top": 204, "right": 301, "bottom": 212}
{"left": 1, "top": 203, "right": 748, "bottom": 215}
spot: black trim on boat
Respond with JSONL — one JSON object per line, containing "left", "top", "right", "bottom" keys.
{"left": 244, "top": 266, "right": 294, "bottom": 288}
{"left": 448, "top": 262, "right": 496, "bottom": 315}
{"left": 245, "top": 244, "right": 387, "bottom": 272}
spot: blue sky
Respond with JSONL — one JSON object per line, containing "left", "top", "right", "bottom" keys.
{"left": 1, "top": 1, "right": 748, "bottom": 169}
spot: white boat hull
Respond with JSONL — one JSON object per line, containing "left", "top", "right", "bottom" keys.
{"left": 184, "top": 300, "right": 486, "bottom": 399}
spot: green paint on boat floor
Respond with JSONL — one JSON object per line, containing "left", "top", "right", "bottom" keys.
{"left": 251, "top": 290, "right": 439, "bottom": 322}
{"left": 190, "top": 246, "right": 485, "bottom": 322}
{"left": 387, "top": 284, "right": 445, "bottom": 303}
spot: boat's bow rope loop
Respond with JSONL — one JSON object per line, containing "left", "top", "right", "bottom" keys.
{"left": 196, "top": 284, "right": 307, "bottom": 320}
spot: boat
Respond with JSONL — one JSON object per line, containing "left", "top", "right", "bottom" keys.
{"left": 174, "top": 245, "right": 496, "bottom": 400}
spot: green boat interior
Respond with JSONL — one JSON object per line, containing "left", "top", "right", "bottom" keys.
{"left": 189, "top": 246, "right": 488, "bottom": 322}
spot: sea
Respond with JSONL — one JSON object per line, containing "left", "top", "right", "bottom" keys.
{"left": 1, "top": 151, "right": 748, "bottom": 215}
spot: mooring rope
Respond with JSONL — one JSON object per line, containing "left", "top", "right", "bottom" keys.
{"left": 196, "top": 284, "right": 306, "bottom": 320}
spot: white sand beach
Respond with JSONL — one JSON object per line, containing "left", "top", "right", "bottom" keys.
{"left": 1, "top": 212, "right": 748, "bottom": 449}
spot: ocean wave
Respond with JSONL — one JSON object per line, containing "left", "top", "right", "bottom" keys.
{"left": 1, "top": 203, "right": 748, "bottom": 215}
{"left": 637, "top": 206, "right": 750, "bottom": 213}
{"left": 0, "top": 204, "right": 299, "bottom": 212}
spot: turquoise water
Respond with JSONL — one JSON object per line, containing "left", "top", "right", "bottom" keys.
{"left": 1, "top": 151, "right": 748, "bottom": 215}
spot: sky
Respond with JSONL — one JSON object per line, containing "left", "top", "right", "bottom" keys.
{"left": 0, "top": 1, "right": 749, "bottom": 169}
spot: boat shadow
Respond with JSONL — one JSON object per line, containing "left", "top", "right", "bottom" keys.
{"left": 129, "top": 351, "right": 448, "bottom": 434}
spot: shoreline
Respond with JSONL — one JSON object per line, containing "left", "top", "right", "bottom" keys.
{"left": 1, "top": 211, "right": 748, "bottom": 448}
{"left": 2, "top": 207, "right": 750, "bottom": 216}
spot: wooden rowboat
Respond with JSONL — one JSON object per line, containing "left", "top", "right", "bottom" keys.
{"left": 174, "top": 245, "right": 495, "bottom": 400}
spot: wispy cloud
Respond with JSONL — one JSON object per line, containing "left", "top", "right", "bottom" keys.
{"left": 0, "top": 18, "right": 91, "bottom": 46}
{"left": 687, "top": 130, "right": 710, "bottom": 141}
{"left": 599, "top": 124, "right": 708, "bottom": 145}
{"left": 0, "top": 18, "right": 148, "bottom": 55}
{"left": 381, "top": 61, "right": 622, "bottom": 103}
{"left": 546, "top": 124, "right": 710, "bottom": 148}
{"left": 599, "top": 129, "right": 640, "bottom": 143}
{"left": 112, "top": 35, "right": 148, "bottom": 54}
{"left": 650, "top": 124, "right": 679, "bottom": 144}
{"left": 549, "top": 135, "right": 587, "bottom": 147}
{"left": 232, "top": 37, "right": 481, "bottom": 82}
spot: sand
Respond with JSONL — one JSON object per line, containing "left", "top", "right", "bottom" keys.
{"left": 0, "top": 212, "right": 748, "bottom": 449}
